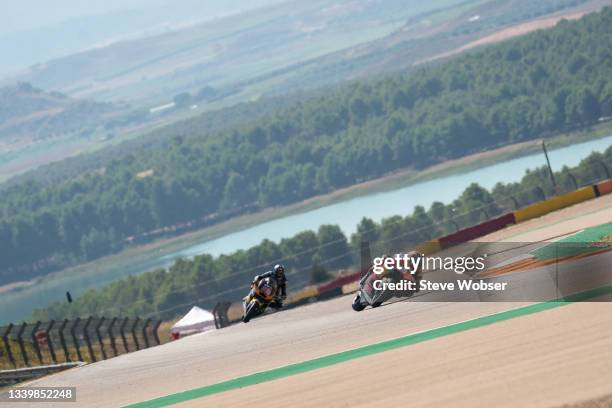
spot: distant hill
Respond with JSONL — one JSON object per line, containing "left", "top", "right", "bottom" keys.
{"left": 0, "top": 82, "right": 122, "bottom": 142}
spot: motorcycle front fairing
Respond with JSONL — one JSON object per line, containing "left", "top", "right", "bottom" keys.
{"left": 242, "top": 277, "right": 278, "bottom": 322}
{"left": 358, "top": 270, "right": 394, "bottom": 306}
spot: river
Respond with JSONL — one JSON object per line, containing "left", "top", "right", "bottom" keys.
{"left": 170, "top": 135, "right": 612, "bottom": 258}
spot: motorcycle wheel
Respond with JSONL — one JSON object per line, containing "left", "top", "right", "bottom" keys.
{"left": 352, "top": 294, "right": 366, "bottom": 312}
{"left": 242, "top": 302, "right": 260, "bottom": 323}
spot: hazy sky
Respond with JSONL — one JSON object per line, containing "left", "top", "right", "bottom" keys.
{"left": 0, "top": 0, "right": 287, "bottom": 77}
{"left": 0, "top": 1, "right": 168, "bottom": 36}
{"left": 1, "top": 1, "right": 289, "bottom": 35}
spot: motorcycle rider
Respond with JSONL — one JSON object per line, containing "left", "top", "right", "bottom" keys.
{"left": 251, "top": 264, "right": 287, "bottom": 308}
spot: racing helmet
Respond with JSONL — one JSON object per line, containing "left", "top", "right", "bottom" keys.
{"left": 273, "top": 264, "right": 285, "bottom": 279}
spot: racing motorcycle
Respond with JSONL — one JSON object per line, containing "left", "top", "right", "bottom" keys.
{"left": 242, "top": 276, "right": 279, "bottom": 323}
{"left": 352, "top": 263, "right": 421, "bottom": 312}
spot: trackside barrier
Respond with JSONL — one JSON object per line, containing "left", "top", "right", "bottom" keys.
{"left": 596, "top": 179, "right": 612, "bottom": 195}
{"left": 226, "top": 304, "right": 243, "bottom": 324}
{"left": 318, "top": 272, "right": 361, "bottom": 293}
{"left": 415, "top": 240, "right": 441, "bottom": 255}
{"left": 513, "top": 186, "right": 597, "bottom": 223}
{"left": 289, "top": 286, "right": 320, "bottom": 303}
{"left": 0, "top": 317, "right": 161, "bottom": 370}
{"left": 315, "top": 287, "right": 343, "bottom": 300}
{"left": 430, "top": 181, "right": 610, "bottom": 250}
{"left": 438, "top": 213, "right": 516, "bottom": 249}
{"left": 342, "top": 280, "right": 360, "bottom": 295}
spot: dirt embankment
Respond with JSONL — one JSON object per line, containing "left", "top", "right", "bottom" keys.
{"left": 418, "top": 11, "right": 586, "bottom": 64}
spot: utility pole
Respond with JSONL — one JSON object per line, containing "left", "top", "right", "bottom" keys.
{"left": 541, "top": 140, "right": 557, "bottom": 192}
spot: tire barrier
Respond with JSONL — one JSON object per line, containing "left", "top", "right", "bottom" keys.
{"left": 0, "top": 317, "right": 162, "bottom": 370}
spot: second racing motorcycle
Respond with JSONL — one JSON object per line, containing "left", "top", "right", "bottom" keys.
{"left": 352, "top": 256, "right": 422, "bottom": 311}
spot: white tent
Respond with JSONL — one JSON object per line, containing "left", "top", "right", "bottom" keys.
{"left": 171, "top": 306, "right": 216, "bottom": 337}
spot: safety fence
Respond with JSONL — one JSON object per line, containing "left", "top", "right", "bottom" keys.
{"left": 0, "top": 317, "right": 162, "bottom": 370}
{"left": 213, "top": 176, "right": 612, "bottom": 327}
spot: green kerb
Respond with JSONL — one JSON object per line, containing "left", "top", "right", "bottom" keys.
{"left": 531, "top": 222, "right": 612, "bottom": 260}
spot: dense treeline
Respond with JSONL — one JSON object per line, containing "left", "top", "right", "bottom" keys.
{"left": 2, "top": 9, "right": 612, "bottom": 283}
{"left": 33, "top": 146, "right": 612, "bottom": 321}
